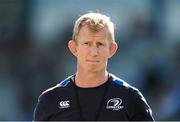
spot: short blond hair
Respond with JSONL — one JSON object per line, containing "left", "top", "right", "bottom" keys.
{"left": 72, "top": 12, "right": 115, "bottom": 43}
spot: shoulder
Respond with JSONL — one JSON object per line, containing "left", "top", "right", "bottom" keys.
{"left": 110, "top": 73, "right": 153, "bottom": 120}
{"left": 110, "top": 73, "right": 137, "bottom": 91}
{"left": 33, "top": 75, "right": 74, "bottom": 120}
{"left": 110, "top": 73, "right": 131, "bottom": 88}
{"left": 110, "top": 73, "right": 146, "bottom": 100}
{"left": 39, "top": 75, "right": 73, "bottom": 100}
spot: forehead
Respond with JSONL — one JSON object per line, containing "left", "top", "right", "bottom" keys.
{"left": 77, "top": 25, "right": 108, "bottom": 41}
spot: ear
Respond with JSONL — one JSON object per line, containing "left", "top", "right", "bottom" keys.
{"left": 68, "top": 40, "right": 77, "bottom": 57}
{"left": 108, "top": 42, "right": 118, "bottom": 58}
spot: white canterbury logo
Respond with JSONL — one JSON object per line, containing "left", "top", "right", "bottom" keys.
{"left": 106, "top": 98, "right": 124, "bottom": 110}
{"left": 59, "top": 100, "right": 70, "bottom": 108}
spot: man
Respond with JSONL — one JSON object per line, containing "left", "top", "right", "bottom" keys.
{"left": 33, "top": 12, "right": 154, "bottom": 121}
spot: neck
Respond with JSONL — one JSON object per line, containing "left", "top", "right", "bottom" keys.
{"left": 74, "top": 70, "right": 109, "bottom": 88}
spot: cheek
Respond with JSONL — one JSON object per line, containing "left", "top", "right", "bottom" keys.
{"left": 101, "top": 48, "right": 110, "bottom": 57}
{"left": 77, "top": 48, "right": 86, "bottom": 59}
{"left": 77, "top": 45, "right": 86, "bottom": 52}
{"left": 100, "top": 52, "right": 109, "bottom": 63}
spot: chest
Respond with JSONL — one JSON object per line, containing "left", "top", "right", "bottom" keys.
{"left": 47, "top": 86, "right": 131, "bottom": 120}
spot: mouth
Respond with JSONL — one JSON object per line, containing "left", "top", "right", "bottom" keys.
{"left": 86, "top": 59, "right": 100, "bottom": 63}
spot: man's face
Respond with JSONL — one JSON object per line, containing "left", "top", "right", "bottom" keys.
{"left": 75, "top": 25, "right": 111, "bottom": 73}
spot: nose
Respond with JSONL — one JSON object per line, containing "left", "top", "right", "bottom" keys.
{"left": 89, "top": 45, "right": 99, "bottom": 57}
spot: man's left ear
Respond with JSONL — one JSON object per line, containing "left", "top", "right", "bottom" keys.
{"left": 108, "top": 42, "right": 118, "bottom": 58}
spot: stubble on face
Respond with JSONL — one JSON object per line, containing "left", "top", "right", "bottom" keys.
{"left": 76, "top": 25, "right": 110, "bottom": 74}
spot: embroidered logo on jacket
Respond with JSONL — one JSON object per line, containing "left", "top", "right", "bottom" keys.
{"left": 59, "top": 100, "right": 70, "bottom": 109}
{"left": 106, "top": 98, "right": 124, "bottom": 110}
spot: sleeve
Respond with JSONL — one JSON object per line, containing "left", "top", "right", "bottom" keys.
{"left": 129, "top": 88, "right": 154, "bottom": 121}
{"left": 33, "top": 93, "right": 51, "bottom": 121}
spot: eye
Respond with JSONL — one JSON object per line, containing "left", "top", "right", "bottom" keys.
{"left": 97, "top": 42, "right": 104, "bottom": 47}
{"left": 83, "top": 42, "right": 90, "bottom": 45}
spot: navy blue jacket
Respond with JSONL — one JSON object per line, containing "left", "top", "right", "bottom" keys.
{"left": 33, "top": 73, "right": 154, "bottom": 121}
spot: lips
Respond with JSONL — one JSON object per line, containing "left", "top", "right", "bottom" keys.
{"left": 86, "top": 59, "right": 100, "bottom": 63}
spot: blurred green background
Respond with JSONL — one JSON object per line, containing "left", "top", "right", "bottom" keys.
{"left": 0, "top": 0, "right": 180, "bottom": 120}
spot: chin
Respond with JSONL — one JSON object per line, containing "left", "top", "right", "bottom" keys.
{"left": 87, "top": 67, "right": 103, "bottom": 73}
